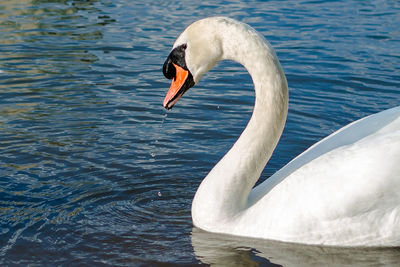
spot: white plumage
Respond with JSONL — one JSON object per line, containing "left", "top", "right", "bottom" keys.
{"left": 167, "top": 17, "right": 400, "bottom": 246}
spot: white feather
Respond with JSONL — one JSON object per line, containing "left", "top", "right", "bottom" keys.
{"left": 170, "top": 17, "right": 400, "bottom": 246}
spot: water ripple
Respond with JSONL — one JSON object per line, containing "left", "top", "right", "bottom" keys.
{"left": 1, "top": 0, "right": 399, "bottom": 265}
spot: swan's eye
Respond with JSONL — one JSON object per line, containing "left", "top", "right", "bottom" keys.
{"left": 170, "top": 46, "right": 186, "bottom": 68}
{"left": 163, "top": 43, "right": 189, "bottom": 80}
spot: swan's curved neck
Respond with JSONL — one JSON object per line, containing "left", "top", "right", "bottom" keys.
{"left": 192, "top": 20, "right": 288, "bottom": 229}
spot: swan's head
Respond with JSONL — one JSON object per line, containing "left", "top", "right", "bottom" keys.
{"left": 162, "top": 18, "right": 224, "bottom": 109}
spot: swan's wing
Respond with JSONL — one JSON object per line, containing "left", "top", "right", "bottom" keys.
{"left": 242, "top": 107, "right": 400, "bottom": 245}
{"left": 279, "top": 128, "right": 400, "bottom": 219}
{"left": 249, "top": 106, "right": 400, "bottom": 206}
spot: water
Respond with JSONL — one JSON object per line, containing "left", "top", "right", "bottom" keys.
{"left": 0, "top": 0, "right": 399, "bottom": 265}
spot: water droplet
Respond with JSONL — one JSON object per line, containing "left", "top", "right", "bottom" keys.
{"left": 160, "top": 113, "right": 168, "bottom": 127}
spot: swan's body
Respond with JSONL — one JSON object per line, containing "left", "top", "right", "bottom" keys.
{"left": 162, "top": 17, "right": 400, "bottom": 247}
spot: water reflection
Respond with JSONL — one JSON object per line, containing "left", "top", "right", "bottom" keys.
{"left": 191, "top": 228, "right": 400, "bottom": 266}
{"left": 0, "top": 0, "right": 102, "bottom": 144}
{"left": 0, "top": 0, "right": 108, "bottom": 257}
{"left": 0, "top": 0, "right": 102, "bottom": 74}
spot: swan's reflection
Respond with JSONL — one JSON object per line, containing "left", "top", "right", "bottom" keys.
{"left": 191, "top": 227, "right": 400, "bottom": 266}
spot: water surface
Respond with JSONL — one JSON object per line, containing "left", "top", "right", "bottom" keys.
{"left": 1, "top": 0, "right": 399, "bottom": 265}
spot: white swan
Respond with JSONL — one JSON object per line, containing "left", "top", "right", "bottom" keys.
{"left": 162, "top": 17, "right": 400, "bottom": 247}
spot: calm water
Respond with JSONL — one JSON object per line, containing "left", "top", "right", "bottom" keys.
{"left": 1, "top": 0, "right": 399, "bottom": 265}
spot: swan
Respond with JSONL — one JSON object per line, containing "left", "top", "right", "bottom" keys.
{"left": 162, "top": 17, "right": 400, "bottom": 247}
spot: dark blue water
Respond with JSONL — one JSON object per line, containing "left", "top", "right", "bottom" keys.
{"left": 1, "top": 0, "right": 399, "bottom": 265}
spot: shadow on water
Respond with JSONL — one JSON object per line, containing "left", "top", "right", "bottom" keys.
{"left": 191, "top": 228, "right": 400, "bottom": 267}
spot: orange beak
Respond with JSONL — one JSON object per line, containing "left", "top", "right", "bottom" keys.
{"left": 163, "top": 63, "right": 189, "bottom": 109}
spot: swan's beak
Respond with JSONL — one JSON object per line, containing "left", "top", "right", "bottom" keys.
{"left": 163, "top": 62, "right": 194, "bottom": 109}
